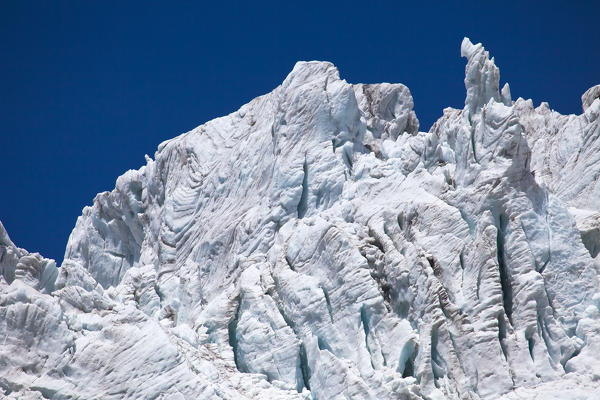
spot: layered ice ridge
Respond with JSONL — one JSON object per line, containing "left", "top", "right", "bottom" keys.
{"left": 1, "top": 38, "right": 600, "bottom": 400}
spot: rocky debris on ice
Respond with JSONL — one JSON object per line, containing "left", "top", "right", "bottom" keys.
{"left": 1, "top": 38, "right": 600, "bottom": 400}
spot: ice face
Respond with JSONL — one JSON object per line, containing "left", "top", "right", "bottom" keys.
{"left": 1, "top": 39, "right": 599, "bottom": 400}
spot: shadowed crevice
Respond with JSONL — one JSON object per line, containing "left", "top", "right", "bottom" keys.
{"left": 228, "top": 298, "right": 245, "bottom": 372}
{"left": 297, "top": 158, "right": 309, "bottom": 218}
{"left": 496, "top": 214, "right": 513, "bottom": 325}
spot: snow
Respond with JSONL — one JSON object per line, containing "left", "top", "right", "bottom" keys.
{"left": 1, "top": 38, "right": 600, "bottom": 399}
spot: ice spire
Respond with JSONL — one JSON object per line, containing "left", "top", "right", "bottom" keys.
{"left": 461, "top": 37, "right": 501, "bottom": 117}
{"left": 582, "top": 84, "right": 600, "bottom": 112}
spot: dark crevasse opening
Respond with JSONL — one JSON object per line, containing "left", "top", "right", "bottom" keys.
{"left": 297, "top": 342, "right": 311, "bottom": 392}
{"left": 297, "top": 159, "right": 309, "bottom": 218}
{"left": 580, "top": 227, "right": 600, "bottom": 258}
{"left": 527, "top": 334, "right": 535, "bottom": 361}
{"left": 525, "top": 324, "right": 536, "bottom": 362}
{"left": 431, "top": 325, "right": 447, "bottom": 383}
{"left": 317, "top": 336, "right": 332, "bottom": 353}
{"left": 321, "top": 286, "right": 334, "bottom": 323}
{"left": 496, "top": 214, "right": 513, "bottom": 325}
{"left": 399, "top": 340, "right": 418, "bottom": 378}
{"left": 403, "top": 356, "right": 415, "bottom": 378}
{"left": 498, "top": 314, "right": 509, "bottom": 361}
{"left": 360, "top": 305, "right": 370, "bottom": 342}
{"left": 228, "top": 299, "right": 245, "bottom": 372}
{"left": 360, "top": 305, "right": 376, "bottom": 369}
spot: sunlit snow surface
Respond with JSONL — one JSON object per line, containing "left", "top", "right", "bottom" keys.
{"left": 1, "top": 38, "right": 599, "bottom": 399}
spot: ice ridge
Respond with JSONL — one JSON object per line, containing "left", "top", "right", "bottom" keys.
{"left": 1, "top": 38, "right": 600, "bottom": 400}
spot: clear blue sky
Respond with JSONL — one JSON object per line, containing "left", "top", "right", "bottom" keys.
{"left": 1, "top": 1, "right": 599, "bottom": 264}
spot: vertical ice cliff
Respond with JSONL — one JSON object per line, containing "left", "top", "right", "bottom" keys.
{"left": 1, "top": 38, "right": 600, "bottom": 400}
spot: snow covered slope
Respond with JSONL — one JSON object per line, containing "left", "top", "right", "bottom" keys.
{"left": 1, "top": 38, "right": 599, "bottom": 400}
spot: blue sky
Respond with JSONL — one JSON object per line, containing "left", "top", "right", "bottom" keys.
{"left": 1, "top": 1, "right": 599, "bottom": 264}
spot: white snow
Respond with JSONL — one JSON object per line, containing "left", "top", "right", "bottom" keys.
{"left": 1, "top": 38, "right": 599, "bottom": 399}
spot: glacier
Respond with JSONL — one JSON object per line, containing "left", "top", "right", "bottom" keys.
{"left": 1, "top": 38, "right": 599, "bottom": 399}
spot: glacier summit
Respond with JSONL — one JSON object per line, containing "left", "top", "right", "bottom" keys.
{"left": 1, "top": 38, "right": 600, "bottom": 399}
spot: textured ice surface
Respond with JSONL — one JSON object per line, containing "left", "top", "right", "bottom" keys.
{"left": 1, "top": 38, "right": 600, "bottom": 399}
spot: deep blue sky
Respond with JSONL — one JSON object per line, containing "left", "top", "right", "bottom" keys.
{"left": 1, "top": 1, "right": 599, "bottom": 264}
